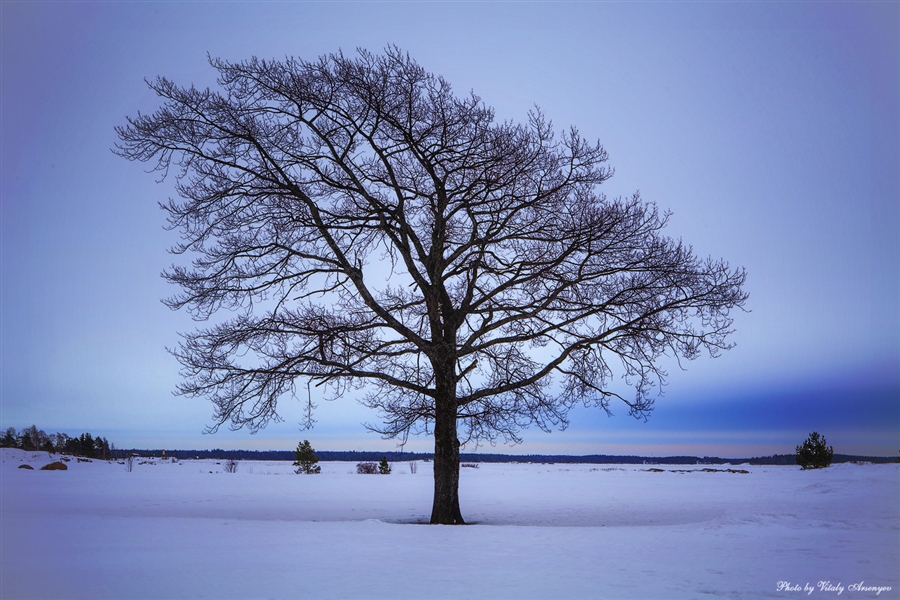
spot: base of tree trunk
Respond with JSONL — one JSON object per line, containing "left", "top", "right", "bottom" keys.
{"left": 430, "top": 506, "right": 465, "bottom": 525}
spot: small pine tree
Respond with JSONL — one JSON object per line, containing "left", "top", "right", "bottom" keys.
{"left": 1, "top": 427, "right": 16, "bottom": 448}
{"left": 796, "top": 431, "right": 834, "bottom": 469}
{"left": 293, "top": 440, "right": 321, "bottom": 474}
{"left": 378, "top": 455, "right": 391, "bottom": 475}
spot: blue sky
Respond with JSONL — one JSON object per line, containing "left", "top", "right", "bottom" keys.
{"left": 1, "top": 1, "right": 897, "bottom": 458}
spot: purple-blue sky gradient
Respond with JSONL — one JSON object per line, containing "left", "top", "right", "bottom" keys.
{"left": 2, "top": 2, "right": 897, "bottom": 457}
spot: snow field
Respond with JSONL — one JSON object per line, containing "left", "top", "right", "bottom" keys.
{"left": 1, "top": 449, "right": 897, "bottom": 599}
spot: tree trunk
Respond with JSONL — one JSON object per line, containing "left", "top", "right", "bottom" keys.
{"left": 430, "top": 392, "right": 464, "bottom": 524}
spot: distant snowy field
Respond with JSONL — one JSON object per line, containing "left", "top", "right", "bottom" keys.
{"left": 1, "top": 448, "right": 897, "bottom": 599}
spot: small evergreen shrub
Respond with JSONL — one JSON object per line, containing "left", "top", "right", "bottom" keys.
{"left": 357, "top": 461, "right": 378, "bottom": 474}
{"left": 293, "top": 440, "right": 322, "bottom": 474}
{"left": 796, "top": 431, "right": 834, "bottom": 469}
{"left": 378, "top": 456, "right": 391, "bottom": 474}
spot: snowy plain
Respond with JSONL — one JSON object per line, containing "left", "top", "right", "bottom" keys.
{"left": 1, "top": 448, "right": 897, "bottom": 599}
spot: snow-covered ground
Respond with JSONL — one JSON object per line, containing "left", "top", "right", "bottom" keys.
{"left": 1, "top": 448, "right": 897, "bottom": 599}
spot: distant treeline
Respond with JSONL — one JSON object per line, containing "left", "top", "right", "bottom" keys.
{"left": 5, "top": 426, "right": 893, "bottom": 465}
{"left": 2, "top": 425, "right": 113, "bottom": 460}
{"left": 110, "top": 448, "right": 899, "bottom": 465}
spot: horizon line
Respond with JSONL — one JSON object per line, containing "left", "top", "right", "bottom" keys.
{"left": 66, "top": 447, "right": 899, "bottom": 461}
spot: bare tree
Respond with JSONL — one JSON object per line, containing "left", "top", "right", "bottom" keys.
{"left": 20, "top": 425, "right": 49, "bottom": 452}
{"left": 356, "top": 462, "right": 378, "bottom": 475}
{"left": 115, "top": 47, "right": 747, "bottom": 524}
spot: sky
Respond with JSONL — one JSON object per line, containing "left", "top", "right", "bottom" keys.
{"left": 1, "top": 1, "right": 897, "bottom": 458}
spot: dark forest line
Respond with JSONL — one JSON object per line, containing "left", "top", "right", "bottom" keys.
{"left": 109, "top": 448, "right": 898, "bottom": 465}
{"left": 5, "top": 425, "right": 894, "bottom": 465}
